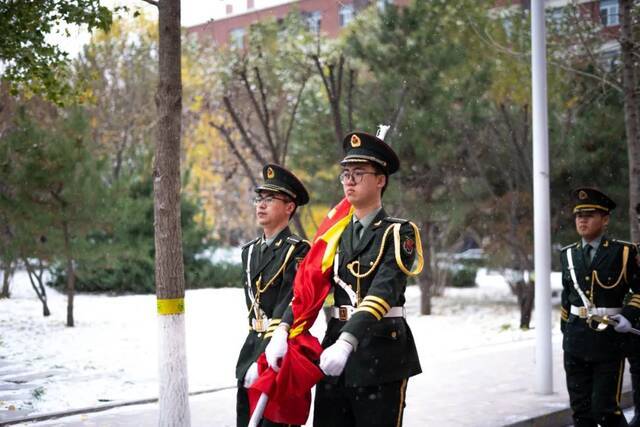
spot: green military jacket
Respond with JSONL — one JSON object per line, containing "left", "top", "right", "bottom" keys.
{"left": 235, "top": 226, "right": 310, "bottom": 381}
{"left": 323, "top": 209, "right": 422, "bottom": 387}
{"left": 560, "top": 236, "right": 640, "bottom": 361}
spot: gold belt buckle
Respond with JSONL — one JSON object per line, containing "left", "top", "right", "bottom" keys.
{"left": 338, "top": 306, "right": 350, "bottom": 321}
{"left": 254, "top": 318, "right": 266, "bottom": 332}
{"left": 578, "top": 307, "right": 588, "bottom": 319}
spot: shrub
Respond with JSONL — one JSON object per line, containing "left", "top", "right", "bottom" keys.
{"left": 450, "top": 267, "right": 477, "bottom": 288}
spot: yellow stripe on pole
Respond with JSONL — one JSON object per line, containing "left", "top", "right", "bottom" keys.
{"left": 157, "top": 298, "right": 185, "bottom": 315}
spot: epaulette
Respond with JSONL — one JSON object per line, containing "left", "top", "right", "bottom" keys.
{"left": 613, "top": 239, "right": 634, "bottom": 246}
{"left": 241, "top": 237, "right": 261, "bottom": 249}
{"left": 383, "top": 216, "right": 410, "bottom": 224}
{"left": 561, "top": 242, "right": 578, "bottom": 251}
{"left": 286, "top": 235, "right": 303, "bottom": 245}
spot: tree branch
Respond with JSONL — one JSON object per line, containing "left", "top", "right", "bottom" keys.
{"left": 347, "top": 68, "right": 355, "bottom": 131}
{"left": 140, "top": 0, "right": 158, "bottom": 7}
{"left": 238, "top": 68, "right": 277, "bottom": 161}
{"left": 498, "top": 103, "right": 531, "bottom": 185}
{"left": 209, "top": 121, "right": 258, "bottom": 186}
{"left": 312, "top": 54, "right": 344, "bottom": 143}
{"left": 282, "top": 76, "right": 308, "bottom": 165}
{"left": 222, "top": 95, "right": 268, "bottom": 166}
{"left": 253, "top": 66, "right": 279, "bottom": 161}
{"left": 335, "top": 55, "right": 345, "bottom": 110}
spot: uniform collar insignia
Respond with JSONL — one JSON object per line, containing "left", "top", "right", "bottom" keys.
{"left": 275, "top": 239, "right": 282, "bottom": 248}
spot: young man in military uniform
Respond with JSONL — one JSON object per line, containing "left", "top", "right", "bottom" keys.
{"left": 266, "top": 131, "right": 423, "bottom": 427}
{"left": 560, "top": 187, "right": 640, "bottom": 427}
{"left": 235, "top": 164, "right": 310, "bottom": 427}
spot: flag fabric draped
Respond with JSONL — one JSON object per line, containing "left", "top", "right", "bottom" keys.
{"left": 248, "top": 197, "right": 353, "bottom": 425}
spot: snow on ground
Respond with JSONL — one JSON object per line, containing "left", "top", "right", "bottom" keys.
{"left": 0, "top": 268, "right": 562, "bottom": 418}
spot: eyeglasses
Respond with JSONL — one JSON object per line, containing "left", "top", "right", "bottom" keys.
{"left": 252, "top": 195, "right": 290, "bottom": 206}
{"left": 339, "top": 171, "right": 380, "bottom": 184}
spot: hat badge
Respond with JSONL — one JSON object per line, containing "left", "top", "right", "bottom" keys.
{"left": 578, "top": 190, "right": 588, "bottom": 200}
{"left": 350, "top": 134, "right": 362, "bottom": 148}
{"left": 267, "top": 167, "right": 275, "bottom": 179}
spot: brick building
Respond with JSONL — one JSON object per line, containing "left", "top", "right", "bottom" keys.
{"left": 186, "top": 0, "right": 410, "bottom": 48}
{"left": 186, "top": 0, "right": 620, "bottom": 51}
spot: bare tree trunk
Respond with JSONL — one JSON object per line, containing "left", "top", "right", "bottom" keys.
{"left": 23, "top": 258, "right": 50, "bottom": 316}
{"left": 1, "top": 259, "right": 12, "bottom": 298}
{"left": 510, "top": 275, "right": 534, "bottom": 329}
{"left": 419, "top": 222, "right": 433, "bottom": 315}
{"left": 154, "top": 1, "right": 190, "bottom": 425}
{"left": 420, "top": 277, "right": 432, "bottom": 316}
{"left": 62, "top": 220, "right": 75, "bottom": 327}
{"left": 620, "top": 0, "right": 640, "bottom": 242}
{"left": 520, "top": 278, "right": 534, "bottom": 329}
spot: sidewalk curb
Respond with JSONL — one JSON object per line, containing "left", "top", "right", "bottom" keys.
{"left": 2, "top": 387, "right": 635, "bottom": 426}
{"left": 504, "top": 390, "right": 633, "bottom": 427}
{"left": 0, "top": 386, "right": 236, "bottom": 426}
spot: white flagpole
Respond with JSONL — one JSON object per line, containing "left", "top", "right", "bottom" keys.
{"left": 531, "top": 0, "right": 553, "bottom": 394}
{"left": 248, "top": 393, "right": 269, "bottom": 427}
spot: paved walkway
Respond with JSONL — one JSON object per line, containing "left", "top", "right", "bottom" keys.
{"left": 5, "top": 335, "right": 636, "bottom": 427}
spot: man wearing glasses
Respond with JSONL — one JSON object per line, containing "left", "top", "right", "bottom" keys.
{"left": 560, "top": 188, "right": 640, "bottom": 427}
{"left": 235, "top": 164, "right": 310, "bottom": 427}
{"left": 266, "top": 131, "right": 423, "bottom": 426}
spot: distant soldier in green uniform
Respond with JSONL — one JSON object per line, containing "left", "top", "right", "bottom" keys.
{"left": 560, "top": 187, "right": 640, "bottom": 427}
{"left": 235, "top": 164, "right": 310, "bottom": 427}
{"left": 266, "top": 130, "right": 424, "bottom": 427}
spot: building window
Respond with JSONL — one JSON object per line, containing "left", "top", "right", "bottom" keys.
{"left": 548, "top": 7, "right": 565, "bottom": 26}
{"left": 229, "top": 28, "right": 245, "bottom": 48}
{"left": 339, "top": 4, "right": 355, "bottom": 27}
{"left": 600, "top": 0, "right": 619, "bottom": 27}
{"left": 600, "top": 47, "right": 620, "bottom": 71}
{"left": 377, "top": 0, "right": 394, "bottom": 11}
{"left": 304, "top": 11, "right": 322, "bottom": 33}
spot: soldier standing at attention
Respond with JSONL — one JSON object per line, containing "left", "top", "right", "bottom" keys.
{"left": 235, "top": 164, "right": 310, "bottom": 427}
{"left": 560, "top": 188, "right": 640, "bottom": 427}
{"left": 266, "top": 131, "right": 423, "bottom": 427}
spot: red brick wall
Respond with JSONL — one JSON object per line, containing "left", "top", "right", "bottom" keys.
{"left": 187, "top": 0, "right": 410, "bottom": 46}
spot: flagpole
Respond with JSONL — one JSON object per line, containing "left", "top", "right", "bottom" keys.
{"left": 531, "top": 0, "right": 553, "bottom": 395}
{"left": 248, "top": 393, "right": 269, "bottom": 427}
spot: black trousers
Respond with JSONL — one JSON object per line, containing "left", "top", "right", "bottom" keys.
{"left": 236, "top": 381, "right": 299, "bottom": 427}
{"left": 564, "top": 352, "right": 628, "bottom": 427}
{"left": 313, "top": 377, "right": 408, "bottom": 427}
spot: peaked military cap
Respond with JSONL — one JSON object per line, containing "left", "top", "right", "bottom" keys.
{"left": 572, "top": 187, "right": 616, "bottom": 214}
{"left": 255, "top": 164, "right": 309, "bottom": 206}
{"left": 340, "top": 131, "right": 400, "bottom": 175}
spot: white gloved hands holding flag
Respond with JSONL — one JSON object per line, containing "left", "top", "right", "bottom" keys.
{"left": 265, "top": 325, "right": 289, "bottom": 372}
{"left": 243, "top": 362, "right": 259, "bottom": 388}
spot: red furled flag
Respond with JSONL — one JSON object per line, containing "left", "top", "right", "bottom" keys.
{"left": 248, "top": 197, "right": 353, "bottom": 425}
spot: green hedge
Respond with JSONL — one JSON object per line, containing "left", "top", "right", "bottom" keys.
{"left": 450, "top": 267, "right": 477, "bottom": 288}
{"left": 49, "top": 258, "right": 244, "bottom": 293}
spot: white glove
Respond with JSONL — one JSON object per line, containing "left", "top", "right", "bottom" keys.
{"left": 319, "top": 339, "right": 353, "bottom": 377}
{"left": 265, "top": 326, "right": 288, "bottom": 372}
{"left": 611, "top": 314, "right": 632, "bottom": 333}
{"left": 243, "top": 362, "right": 259, "bottom": 388}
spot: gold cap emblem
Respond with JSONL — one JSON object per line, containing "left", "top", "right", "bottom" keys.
{"left": 350, "top": 134, "right": 361, "bottom": 148}
{"left": 267, "top": 167, "right": 275, "bottom": 179}
{"left": 578, "top": 190, "right": 588, "bottom": 200}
